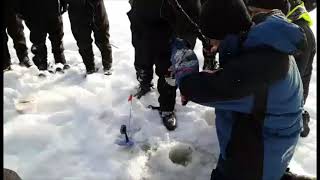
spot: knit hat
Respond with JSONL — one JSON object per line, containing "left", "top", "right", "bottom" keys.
{"left": 200, "top": 0, "right": 252, "bottom": 40}
{"left": 246, "top": 0, "right": 289, "bottom": 14}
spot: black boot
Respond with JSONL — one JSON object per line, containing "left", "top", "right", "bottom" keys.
{"left": 54, "top": 52, "right": 66, "bottom": 64}
{"left": 210, "top": 169, "right": 217, "bottom": 180}
{"left": 281, "top": 168, "right": 315, "bottom": 180}
{"left": 4, "top": 52, "right": 11, "bottom": 71}
{"left": 31, "top": 44, "right": 48, "bottom": 70}
{"left": 79, "top": 47, "right": 96, "bottom": 74}
{"left": 160, "top": 111, "right": 177, "bottom": 131}
{"left": 134, "top": 83, "right": 153, "bottom": 99}
{"left": 134, "top": 68, "right": 153, "bottom": 98}
{"left": 99, "top": 44, "right": 113, "bottom": 75}
{"left": 300, "top": 110, "right": 311, "bottom": 137}
{"left": 101, "top": 50, "right": 112, "bottom": 70}
{"left": 86, "top": 67, "right": 99, "bottom": 74}
{"left": 33, "top": 56, "right": 48, "bottom": 71}
{"left": 4, "top": 33, "right": 11, "bottom": 71}
{"left": 18, "top": 55, "right": 32, "bottom": 68}
{"left": 103, "top": 62, "right": 112, "bottom": 75}
{"left": 54, "top": 52, "right": 70, "bottom": 70}
{"left": 3, "top": 62, "right": 11, "bottom": 71}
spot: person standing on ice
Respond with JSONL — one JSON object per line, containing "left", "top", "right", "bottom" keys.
{"left": 3, "top": 0, "right": 32, "bottom": 71}
{"left": 170, "top": 0, "right": 314, "bottom": 179}
{"left": 65, "top": 0, "right": 113, "bottom": 75}
{"left": 126, "top": 0, "right": 201, "bottom": 131}
{"left": 246, "top": 0, "right": 316, "bottom": 140}
{"left": 17, "top": 0, "right": 70, "bottom": 71}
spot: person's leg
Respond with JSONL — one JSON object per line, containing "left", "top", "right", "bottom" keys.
{"left": 299, "top": 47, "right": 315, "bottom": 138}
{"left": 48, "top": 15, "right": 67, "bottom": 67}
{"left": 92, "top": 1, "right": 113, "bottom": 70}
{"left": 153, "top": 26, "right": 177, "bottom": 130}
{"left": 213, "top": 112, "right": 264, "bottom": 180}
{"left": 155, "top": 53, "right": 176, "bottom": 113}
{"left": 25, "top": 20, "right": 48, "bottom": 70}
{"left": 68, "top": 2, "right": 95, "bottom": 73}
{"left": 263, "top": 120, "right": 301, "bottom": 180}
{"left": 127, "top": 8, "right": 154, "bottom": 98}
{"left": 134, "top": 43, "right": 154, "bottom": 97}
{"left": 6, "top": 14, "right": 31, "bottom": 67}
{"left": 300, "top": 24, "right": 316, "bottom": 104}
{"left": 293, "top": 22, "right": 316, "bottom": 137}
{"left": 212, "top": 88, "right": 306, "bottom": 180}
{"left": 3, "top": 28, "right": 11, "bottom": 70}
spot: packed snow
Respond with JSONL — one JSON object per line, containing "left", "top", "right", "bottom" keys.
{"left": 3, "top": 1, "right": 317, "bottom": 179}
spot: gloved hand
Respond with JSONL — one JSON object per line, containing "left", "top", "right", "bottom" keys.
{"left": 170, "top": 38, "right": 199, "bottom": 85}
{"left": 60, "top": 0, "right": 69, "bottom": 14}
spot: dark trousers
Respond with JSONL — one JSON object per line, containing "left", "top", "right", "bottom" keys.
{"left": 128, "top": 8, "right": 177, "bottom": 111}
{"left": 3, "top": 28, "right": 11, "bottom": 68}
{"left": 24, "top": 16, "right": 65, "bottom": 63}
{"left": 5, "top": 14, "right": 28, "bottom": 62}
{"left": 68, "top": 0, "right": 112, "bottom": 69}
{"left": 127, "top": 0, "right": 199, "bottom": 111}
{"left": 294, "top": 20, "right": 316, "bottom": 103}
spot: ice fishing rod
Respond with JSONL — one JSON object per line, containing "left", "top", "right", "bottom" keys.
{"left": 167, "top": 0, "right": 210, "bottom": 48}
{"left": 115, "top": 94, "right": 134, "bottom": 147}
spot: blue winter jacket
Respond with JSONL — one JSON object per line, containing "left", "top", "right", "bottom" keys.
{"left": 171, "top": 14, "right": 305, "bottom": 180}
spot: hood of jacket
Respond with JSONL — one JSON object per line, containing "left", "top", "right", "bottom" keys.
{"left": 243, "top": 13, "right": 306, "bottom": 55}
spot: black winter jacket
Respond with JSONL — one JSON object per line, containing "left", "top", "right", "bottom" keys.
{"left": 18, "top": 0, "right": 62, "bottom": 21}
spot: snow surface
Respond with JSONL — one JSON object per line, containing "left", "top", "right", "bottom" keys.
{"left": 3, "top": 1, "right": 317, "bottom": 179}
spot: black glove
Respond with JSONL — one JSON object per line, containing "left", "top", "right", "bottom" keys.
{"left": 60, "top": 0, "right": 69, "bottom": 14}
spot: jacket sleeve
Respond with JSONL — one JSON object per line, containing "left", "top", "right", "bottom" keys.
{"left": 178, "top": 49, "right": 289, "bottom": 106}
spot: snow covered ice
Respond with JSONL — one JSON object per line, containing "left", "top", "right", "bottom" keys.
{"left": 3, "top": 0, "right": 317, "bottom": 179}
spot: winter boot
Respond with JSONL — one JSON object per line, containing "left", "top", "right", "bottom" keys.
{"left": 134, "top": 83, "right": 153, "bottom": 99}
{"left": 54, "top": 52, "right": 70, "bottom": 70}
{"left": 281, "top": 168, "right": 316, "bottom": 180}
{"left": 4, "top": 53, "right": 11, "bottom": 71}
{"left": 16, "top": 43, "right": 32, "bottom": 67}
{"left": 86, "top": 67, "right": 99, "bottom": 74}
{"left": 134, "top": 67, "right": 153, "bottom": 98}
{"left": 103, "top": 62, "right": 112, "bottom": 75}
{"left": 210, "top": 169, "right": 216, "bottom": 180}
{"left": 101, "top": 49, "right": 112, "bottom": 70}
{"left": 4, "top": 37, "right": 11, "bottom": 71}
{"left": 31, "top": 44, "right": 48, "bottom": 70}
{"left": 3, "top": 62, "right": 11, "bottom": 71}
{"left": 18, "top": 55, "right": 32, "bottom": 68}
{"left": 160, "top": 111, "right": 177, "bottom": 131}
{"left": 98, "top": 43, "right": 113, "bottom": 75}
{"left": 300, "top": 110, "right": 311, "bottom": 137}
{"left": 79, "top": 47, "right": 97, "bottom": 74}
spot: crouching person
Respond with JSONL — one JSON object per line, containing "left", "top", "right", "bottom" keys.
{"left": 170, "top": 0, "right": 313, "bottom": 179}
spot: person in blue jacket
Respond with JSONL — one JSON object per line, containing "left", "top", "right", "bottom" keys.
{"left": 246, "top": 0, "right": 316, "bottom": 139}
{"left": 169, "top": 0, "right": 313, "bottom": 179}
